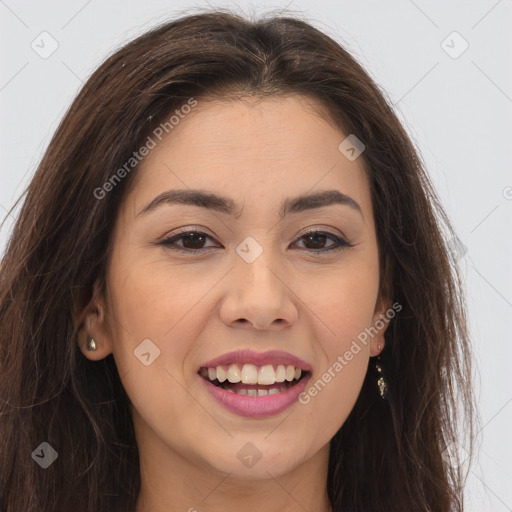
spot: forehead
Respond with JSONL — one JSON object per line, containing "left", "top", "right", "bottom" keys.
{"left": 123, "top": 94, "right": 372, "bottom": 220}
{"left": 142, "top": 94, "right": 347, "bottom": 166}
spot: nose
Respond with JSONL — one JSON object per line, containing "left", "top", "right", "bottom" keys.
{"left": 219, "top": 249, "right": 298, "bottom": 331}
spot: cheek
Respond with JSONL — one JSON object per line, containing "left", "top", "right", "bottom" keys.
{"left": 104, "top": 261, "right": 213, "bottom": 446}
{"left": 303, "top": 256, "right": 379, "bottom": 352}
{"left": 104, "top": 258, "right": 208, "bottom": 396}
{"left": 108, "top": 254, "right": 211, "bottom": 343}
{"left": 295, "top": 261, "right": 377, "bottom": 431}
{"left": 299, "top": 300, "right": 371, "bottom": 441}
{"left": 299, "top": 352, "right": 368, "bottom": 446}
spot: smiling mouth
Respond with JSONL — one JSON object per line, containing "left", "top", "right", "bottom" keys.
{"left": 198, "top": 364, "right": 310, "bottom": 396}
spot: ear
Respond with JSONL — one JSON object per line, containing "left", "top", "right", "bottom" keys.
{"left": 369, "top": 292, "right": 392, "bottom": 357}
{"left": 75, "top": 278, "right": 114, "bottom": 361}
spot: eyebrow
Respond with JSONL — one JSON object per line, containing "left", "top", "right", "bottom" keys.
{"left": 136, "top": 189, "right": 363, "bottom": 219}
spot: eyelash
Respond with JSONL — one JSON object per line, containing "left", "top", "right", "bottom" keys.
{"left": 159, "top": 228, "right": 354, "bottom": 255}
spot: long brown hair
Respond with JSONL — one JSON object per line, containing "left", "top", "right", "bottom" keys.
{"left": 0, "top": 7, "right": 476, "bottom": 511}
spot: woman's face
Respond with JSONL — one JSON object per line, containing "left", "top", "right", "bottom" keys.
{"left": 82, "top": 94, "right": 390, "bottom": 481}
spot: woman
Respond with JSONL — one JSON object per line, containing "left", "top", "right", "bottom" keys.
{"left": 0, "top": 7, "right": 476, "bottom": 511}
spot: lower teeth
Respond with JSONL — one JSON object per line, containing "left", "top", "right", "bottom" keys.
{"left": 221, "top": 386, "right": 289, "bottom": 396}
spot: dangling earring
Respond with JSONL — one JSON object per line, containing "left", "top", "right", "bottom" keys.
{"left": 372, "top": 341, "right": 387, "bottom": 399}
{"left": 374, "top": 357, "right": 387, "bottom": 399}
{"left": 86, "top": 337, "right": 97, "bottom": 351}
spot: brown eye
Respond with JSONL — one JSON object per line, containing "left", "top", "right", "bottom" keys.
{"left": 300, "top": 232, "right": 331, "bottom": 250}
{"left": 160, "top": 231, "right": 218, "bottom": 252}
{"left": 293, "top": 230, "right": 353, "bottom": 253}
{"left": 179, "top": 232, "right": 209, "bottom": 250}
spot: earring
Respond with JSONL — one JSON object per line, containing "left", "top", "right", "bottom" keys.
{"left": 86, "top": 337, "right": 97, "bottom": 351}
{"left": 372, "top": 356, "right": 387, "bottom": 400}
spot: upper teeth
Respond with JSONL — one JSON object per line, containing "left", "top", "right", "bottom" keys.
{"left": 202, "top": 364, "right": 302, "bottom": 385}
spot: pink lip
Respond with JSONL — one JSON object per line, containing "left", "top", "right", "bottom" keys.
{"left": 199, "top": 372, "right": 311, "bottom": 418}
{"left": 198, "top": 349, "right": 312, "bottom": 372}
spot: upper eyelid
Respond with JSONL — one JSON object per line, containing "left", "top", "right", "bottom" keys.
{"left": 162, "top": 223, "right": 348, "bottom": 240}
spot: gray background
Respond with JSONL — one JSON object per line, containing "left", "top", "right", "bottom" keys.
{"left": 1, "top": 0, "right": 511, "bottom": 509}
